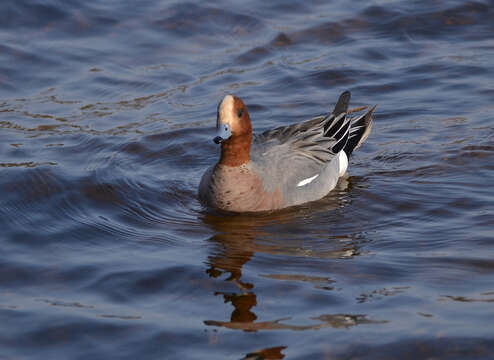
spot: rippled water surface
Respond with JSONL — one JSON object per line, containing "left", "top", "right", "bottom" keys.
{"left": 1, "top": 0, "right": 494, "bottom": 359}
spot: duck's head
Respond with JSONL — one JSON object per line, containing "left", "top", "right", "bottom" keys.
{"left": 214, "top": 95, "right": 252, "bottom": 144}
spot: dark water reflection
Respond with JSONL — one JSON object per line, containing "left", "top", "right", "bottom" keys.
{"left": 200, "top": 184, "right": 384, "bottom": 333}
{"left": 2, "top": 0, "right": 494, "bottom": 359}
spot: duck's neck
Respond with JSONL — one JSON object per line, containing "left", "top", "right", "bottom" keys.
{"left": 219, "top": 133, "right": 252, "bottom": 167}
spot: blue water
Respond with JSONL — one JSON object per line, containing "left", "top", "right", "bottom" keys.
{"left": 1, "top": 0, "right": 494, "bottom": 359}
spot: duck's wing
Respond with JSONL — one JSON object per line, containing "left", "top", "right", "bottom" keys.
{"left": 250, "top": 92, "right": 355, "bottom": 195}
{"left": 252, "top": 91, "right": 353, "bottom": 166}
{"left": 252, "top": 112, "right": 350, "bottom": 165}
{"left": 344, "top": 105, "right": 376, "bottom": 157}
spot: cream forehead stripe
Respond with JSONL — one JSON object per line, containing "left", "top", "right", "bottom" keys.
{"left": 218, "top": 95, "right": 235, "bottom": 125}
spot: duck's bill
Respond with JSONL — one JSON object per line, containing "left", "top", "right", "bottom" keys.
{"left": 213, "top": 123, "right": 232, "bottom": 144}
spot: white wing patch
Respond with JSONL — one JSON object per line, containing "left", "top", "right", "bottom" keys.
{"left": 297, "top": 173, "right": 319, "bottom": 187}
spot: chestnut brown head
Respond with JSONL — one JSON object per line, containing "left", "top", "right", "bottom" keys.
{"left": 214, "top": 95, "right": 252, "bottom": 144}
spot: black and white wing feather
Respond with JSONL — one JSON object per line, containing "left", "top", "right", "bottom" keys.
{"left": 252, "top": 91, "right": 354, "bottom": 165}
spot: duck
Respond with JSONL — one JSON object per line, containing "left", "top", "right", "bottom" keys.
{"left": 198, "top": 91, "right": 375, "bottom": 212}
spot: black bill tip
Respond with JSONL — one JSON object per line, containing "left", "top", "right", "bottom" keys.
{"left": 213, "top": 136, "right": 223, "bottom": 144}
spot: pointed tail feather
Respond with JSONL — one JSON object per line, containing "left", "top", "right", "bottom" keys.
{"left": 323, "top": 91, "right": 374, "bottom": 157}
{"left": 343, "top": 105, "right": 376, "bottom": 157}
{"left": 323, "top": 90, "right": 351, "bottom": 136}
{"left": 332, "top": 90, "right": 351, "bottom": 116}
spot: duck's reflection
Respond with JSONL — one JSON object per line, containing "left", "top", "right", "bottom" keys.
{"left": 204, "top": 226, "right": 259, "bottom": 328}
{"left": 206, "top": 230, "right": 258, "bottom": 325}
{"left": 205, "top": 230, "right": 255, "bottom": 292}
{"left": 220, "top": 292, "right": 257, "bottom": 323}
{"left": 201, "top": 177, "right": 385, "bottom": 332}
{"left": 242, "top": 346, "right": 286, "bottom": 360}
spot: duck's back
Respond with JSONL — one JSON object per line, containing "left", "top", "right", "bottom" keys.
{"left": 249, "top": 115, "right": 346, "bottom": 208}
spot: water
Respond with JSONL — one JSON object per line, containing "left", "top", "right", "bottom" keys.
{"left": 1, "top": 0, "right": 494, "bottom": 358}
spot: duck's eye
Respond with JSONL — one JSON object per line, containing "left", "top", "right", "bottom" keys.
{"left": 237, "top": 109, "right": 244, "bottom": 117}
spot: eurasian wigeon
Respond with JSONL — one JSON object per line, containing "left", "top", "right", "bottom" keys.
{"left": 199, "top": 91, "right": 375, "bottom": 212}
